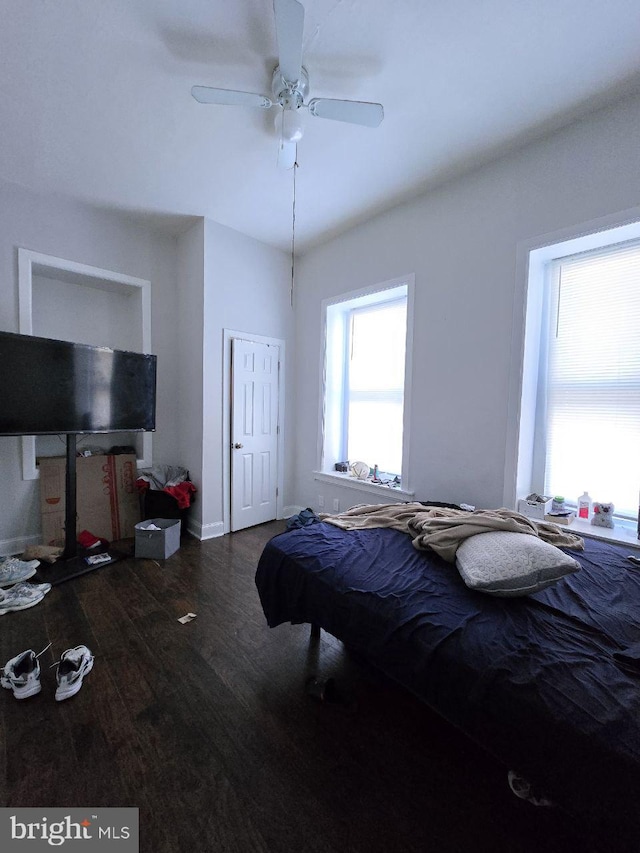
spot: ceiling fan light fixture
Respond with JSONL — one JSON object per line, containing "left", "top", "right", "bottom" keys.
{"left": 275, "top": 107, "right": 305, "bottom": 144}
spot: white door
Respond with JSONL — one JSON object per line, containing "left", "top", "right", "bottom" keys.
{"left": 230, "top": 338, "right": 280, "bottom": 531}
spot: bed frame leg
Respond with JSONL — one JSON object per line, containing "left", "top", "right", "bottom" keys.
{"left": 310, "top": 623, "right": 321, "bottom": 639}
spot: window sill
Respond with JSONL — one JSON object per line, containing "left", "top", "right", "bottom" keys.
{"left": 313, "top": 471, "right": 415, "bottom": 501}
{"left": 562, "top": 517, "right": 640, "bottom": 550}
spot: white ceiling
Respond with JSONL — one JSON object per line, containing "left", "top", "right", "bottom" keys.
{"left": 2, "top": 0, "right": 640, "bottom": 253}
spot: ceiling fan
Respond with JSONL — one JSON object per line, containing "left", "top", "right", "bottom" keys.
{"left": 191, "top": 0, "right": 384, "bottom": 169}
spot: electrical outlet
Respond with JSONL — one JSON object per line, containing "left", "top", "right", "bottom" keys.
{"left": 318, "top": 495, "right": 324, "bottom": 509}
{"left": 333, "top": 498, "right": 340, "bottom": 512}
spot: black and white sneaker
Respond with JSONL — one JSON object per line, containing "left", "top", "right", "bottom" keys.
{"left": 1, "top": 643, "right": 51, "bottom": 699}
{"left": 0, "top": 581, "right": 51, "bottom": 615}
{"left": 54, "top": 645, "right": 94, "bottom": 701}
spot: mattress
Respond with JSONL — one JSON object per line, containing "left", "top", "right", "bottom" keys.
{"left": 255, "top": 521, "right": 640, "bottom": 843}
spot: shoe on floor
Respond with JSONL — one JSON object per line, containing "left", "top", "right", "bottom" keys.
{"left": 1, "top": 649, "right": 41, "bottom": 699}
{"left": 55, "top": 645, "right": 94, "bottom": 701}
{"left": 507, "top": 770, "right": 554, "bottom": 807}
{"left": 0, "top": 557, "right": 39, "bottom": 588}
{"left": 0, "top": 582, "right": 50, "bottom": 615}
{"left": 11, "top": 581, "right": 51, "bottom": 597}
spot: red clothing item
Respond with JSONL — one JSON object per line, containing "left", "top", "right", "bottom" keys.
{"left": 135, "top": 477, "right": 196, "bottom": 509}
{"left": 164, "top": 481, "right": 197, "bottom": 509}
{"left": 77, "top": 529, "right": 109, "bottom": 549}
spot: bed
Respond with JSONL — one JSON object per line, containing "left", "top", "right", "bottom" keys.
{"left": 255, "top": 512, "right": 640, "bottom": 844}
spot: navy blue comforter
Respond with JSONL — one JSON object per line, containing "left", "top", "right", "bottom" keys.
{"left": 255, "top": 522, "right": 640, "bottom": 841}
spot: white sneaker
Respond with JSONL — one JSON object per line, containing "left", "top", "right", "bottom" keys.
{"left": 1, "top": 649, "right": 42, "bottom": 699}
{"left": 11, "top": 580, "right": 51, "bottom": 597}
{"left": 507, "top": 770, "right": 554, "bottom": 807}
{"left": 0, "top": 557, "right": 39, "bottom": 588}
{"left": 0, "top": 582, "right": 50, "bottom": 615}
{"left": 54, "top": 645, "right": 94, "bottom": 701}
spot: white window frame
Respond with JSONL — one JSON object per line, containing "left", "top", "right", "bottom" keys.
{"left": 507, "top": 207, "right": 640, "bottom": 542}
{"left": 534, "top": 241, "right": 640, "bottom": 519}
{"left": 317, "top": 275, "right": 415, "bottom": 494}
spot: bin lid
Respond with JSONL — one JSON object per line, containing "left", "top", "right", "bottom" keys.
{"left": 135, "top": 518, "right": 180, "bottom": 531}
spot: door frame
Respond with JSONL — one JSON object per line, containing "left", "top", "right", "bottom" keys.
{"left": 222, "top": 328, "right": 286, "bottom": 535}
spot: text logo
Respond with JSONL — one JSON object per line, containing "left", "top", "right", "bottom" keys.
{"left": 1, "top": 809, "right": 138, "bottom": 851}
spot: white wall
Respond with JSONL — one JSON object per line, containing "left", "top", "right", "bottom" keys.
{"left": 32, "top": 273, "right": 142, "bottom": 350}
{"left": 293, "top": 92, "right": 640, "bottom": 513}
{"left": 201, "top": 219, "right": 294, "bottom": 535}
{"left": 176, "top": 219, "right": 206, "bottom": 533}
{"left": 0, "top": 183, "right": 181, "bottom": 553}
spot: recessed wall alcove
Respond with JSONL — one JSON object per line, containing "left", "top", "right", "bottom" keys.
{"left": 18, "top": 248, "right": 152, "bottom": 480}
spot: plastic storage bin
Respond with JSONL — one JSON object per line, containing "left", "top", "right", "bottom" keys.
{"left": 517, "top": 496, "right": 553, "bottom": 520}
{"left": 135, "top": 518, "right": 181, "bottom": 559}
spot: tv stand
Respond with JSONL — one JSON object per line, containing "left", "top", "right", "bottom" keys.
{"left": 62, "top": 433, "right": 78, "bottom": 560}
{"left": 35, "top": 434, "right": 122, "bottom": 586}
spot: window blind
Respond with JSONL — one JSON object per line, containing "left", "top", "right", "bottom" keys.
{"left": 346, "top": 298, "right": 407, "bottom": 474}
{"left": 543, "top": 240, "right": 640, "bottom": 517}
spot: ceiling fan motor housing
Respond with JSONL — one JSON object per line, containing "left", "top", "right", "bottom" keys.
{"left": 272, "top": 65, "right": 308, "bottom": 110}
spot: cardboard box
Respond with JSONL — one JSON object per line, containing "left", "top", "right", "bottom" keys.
{"left": 39, "top": 454, "right": 140, "bottom": 546}
{"left": 135, "top": 518, "right": 181, "bottom": 559}
{"left": 517, "top": 496, "right": 553, "bottom": 520}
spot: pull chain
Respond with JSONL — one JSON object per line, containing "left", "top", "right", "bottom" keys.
{"left": 290, "top": 154, "right": 298, "bottom": 308}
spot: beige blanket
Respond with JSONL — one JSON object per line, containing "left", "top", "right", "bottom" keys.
{"left": 321, "top": 503, "right": 584, "bottom": 563}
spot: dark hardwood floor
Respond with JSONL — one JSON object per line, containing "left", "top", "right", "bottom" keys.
{"left": 0, "top": 523, "right": 610, "bottom": 852}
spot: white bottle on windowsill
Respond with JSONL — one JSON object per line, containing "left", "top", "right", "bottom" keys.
{"left": 577, "top": 491, "right": 592, "bottom": 521}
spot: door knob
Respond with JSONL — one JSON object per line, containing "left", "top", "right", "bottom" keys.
{"left": 233, "top": 442, "right": 244, "bottom": 449}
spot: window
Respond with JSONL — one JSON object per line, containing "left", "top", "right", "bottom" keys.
{"left": 321, "top": 278, "right": 413, "bottom": 485}
{"left": 533, "top": 239, "right": 640, "bottom": 518}
{"left": 347, "top": 298, "right": 407, "bottom": 474}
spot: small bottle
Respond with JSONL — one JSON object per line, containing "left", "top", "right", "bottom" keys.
{"left": 577, "top": 491, "right": 591, "bottom": 520}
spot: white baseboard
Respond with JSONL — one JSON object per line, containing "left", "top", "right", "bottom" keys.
{"left": 0, "top": 534, "right": 41, "bottom": 558}
{"left": 188, "top": 519, "right": 225, "bottom": 541}
{"left": 282, "top": 505, "right": 304, "bottom": 519}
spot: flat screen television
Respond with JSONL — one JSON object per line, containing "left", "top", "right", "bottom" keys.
{"left": 0, "top": 331, "right": 157, "bottom": 436}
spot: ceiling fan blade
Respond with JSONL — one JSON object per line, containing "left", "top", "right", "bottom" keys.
{"left": 308, "top": 98, "right": 384, "bottom": 128}
{"left": 277, "top": 139, "right": 297, "bottom": 171}
{"left": 191, "top": 86, "right": 272, "bottom": 109}
{"left": 273, "top": 0, "right": 304, "bottom": 84}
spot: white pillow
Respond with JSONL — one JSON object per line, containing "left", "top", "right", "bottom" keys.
{"left": 455, "top": 531, "right": 580, "bottom": 597}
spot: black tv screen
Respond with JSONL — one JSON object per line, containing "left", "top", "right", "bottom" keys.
{"left": 0, "top": 331, "right": 157, "bottom": 435}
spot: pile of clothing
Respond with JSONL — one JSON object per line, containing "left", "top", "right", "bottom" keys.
{"left": 136, "top": 465, "right": 196, "bottom": 510}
